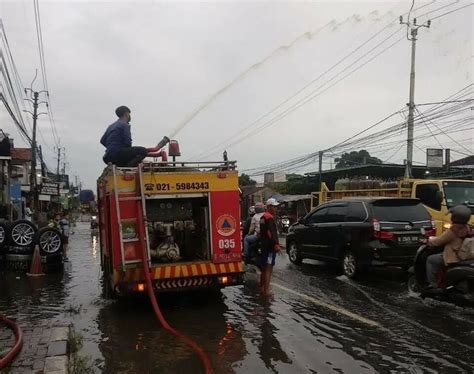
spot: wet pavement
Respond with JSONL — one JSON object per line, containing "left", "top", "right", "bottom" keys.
{"left": 1, "top": 222, "right": 474, "bottom": 373}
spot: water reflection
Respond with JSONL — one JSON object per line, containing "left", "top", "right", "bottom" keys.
{"left": 255, "top": 302, "right": 292, "bottom": 371}
{"left": 91, "top": 234, "right": 98, "bottom": 260}
{"left": 97, "top": 292, "right": 247, "bottom": 373}
{"left": 0, "top": 269, "right": 69, "bottom": 322}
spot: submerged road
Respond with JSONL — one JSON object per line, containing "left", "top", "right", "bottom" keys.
{"left": 1, "top": 222, "right": 473, "bottom": 373}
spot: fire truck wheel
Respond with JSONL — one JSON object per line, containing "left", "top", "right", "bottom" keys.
{"left": 8, "top": 220, "right": 37, "bottom": 248}
{"left": 102, "top": 258, "right": 116, "bottom": 299}
{"left": 35, "top": 227, "right": 63, "bottom": 256}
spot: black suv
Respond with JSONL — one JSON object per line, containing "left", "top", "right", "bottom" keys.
{"left": 286, "top": 198, "right": 434, "bottom": 278}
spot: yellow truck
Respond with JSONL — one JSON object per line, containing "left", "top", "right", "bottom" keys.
{"left": 311, "top": 179, "right": 474, "bottom": 234}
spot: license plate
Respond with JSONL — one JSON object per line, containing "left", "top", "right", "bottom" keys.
{"left": 397, "top": 236, "right": 419, "bottom": 244}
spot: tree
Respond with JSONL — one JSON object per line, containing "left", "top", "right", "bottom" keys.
{"left": 239, "top": 173, "right": 257, "bottom": 186}
{"left": 334, "top": 150, "right": 382, "bottom": 169}
{"left": 270, "top": 174, "right": 316, "bottom": 195}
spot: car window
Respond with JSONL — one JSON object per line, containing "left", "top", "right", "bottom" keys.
{"left": 415, "top": 183, "right": 441, "bottom": 211}
{"left": 371, "top": 199, "right": 430, "bottom": 222}
{"left": 306, "top": 207, "right": 329, "bottom": 224}
{"left": 325, "top": 206, "right": 347, "bottom": 222}
{"left": 347, "top": 202, "right": 367, "bottom": 222}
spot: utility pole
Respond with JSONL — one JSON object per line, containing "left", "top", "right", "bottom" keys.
{"left": 30, "top": 91, "right": 38, "bottom": 203}
{"left": 400, "top": 15, "right": 431, "bottom": 178}
{"left": 24, "top": 88, "right": 48, "bottom": 214}
{"left": 318, "top": 151, "right": 323, "bottom": 190}
{"left": 56, "top": 146, "right": 61, "bottom": 176}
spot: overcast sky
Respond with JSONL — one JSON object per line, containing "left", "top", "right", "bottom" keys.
{"left": 0, "top": 0, "right": 472, "bottom": 188}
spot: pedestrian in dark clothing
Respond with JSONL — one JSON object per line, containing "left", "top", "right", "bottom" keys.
{"left": 100, "top": 106, "right": 148, "bottom": 167}
{"left": 259, "top": 198, "right": 282, "bottom": 295}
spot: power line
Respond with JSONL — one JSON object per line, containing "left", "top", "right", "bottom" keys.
{"left": 415, "top": 0, "right": 461, "bottom": 19}
{"left": 416, "top": 99, "right": 473, "bottom": 106}
{"left": 197, "top": 29, "right": 406, "bottom": 160}
{"left": 33, "top": 0, "right": 60, "bottom": 148}
{"left": 415, "top": 105, "right": 473, "bottom": 154}
{"left": 191, "top": 1, "right": 446, "bottom": 161}
{"left": 240, "top": 88, "right": 472, "bottom": 176}
{"left": 429, "top": 2, "right": 473, "bottom": 21}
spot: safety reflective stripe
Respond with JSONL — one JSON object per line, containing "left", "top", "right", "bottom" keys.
{"left": 123, "top": 261, "right": 243, "bottom": 281}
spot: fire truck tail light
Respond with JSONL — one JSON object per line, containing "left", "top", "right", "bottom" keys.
{"left": 137, "top": 283, "right": 145, "bottom": 292}
{"left": 218, "top": 276, "right": 231, "bottom": 284}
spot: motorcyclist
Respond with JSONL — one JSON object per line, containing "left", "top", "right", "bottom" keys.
{"left": 242, "top": 206, "right": 255, "bottom": 239}
{"left": 426, "top": 205, "right": 472, "bottom": 289}
{"left": 90, "top": 216, "right": 98, "bottom": 230}
{"left": 242, "top": 203, "right": 265, "bottom": 262}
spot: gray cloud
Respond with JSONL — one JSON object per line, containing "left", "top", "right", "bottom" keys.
{"left": 0, "top": 0, "right": 472, "bottom": 188}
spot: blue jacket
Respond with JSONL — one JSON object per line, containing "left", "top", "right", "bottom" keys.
{"left": 100, "top": 119, "right": 132, "bottom": 157}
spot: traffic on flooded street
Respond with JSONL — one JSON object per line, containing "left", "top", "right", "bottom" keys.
{"left": 1, "top": 221, "right": 474, "bottom": 373}
{"left": 1, "top": 1, "right": 473, "bottom": 373}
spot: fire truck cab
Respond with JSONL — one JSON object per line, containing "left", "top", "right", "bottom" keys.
{"left": 97, "top": 158, "right": 243, "bottom": 295}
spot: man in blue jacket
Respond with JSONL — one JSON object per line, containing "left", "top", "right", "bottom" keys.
{"left": 100, "top": 106, "right": 148, "bottom": 167}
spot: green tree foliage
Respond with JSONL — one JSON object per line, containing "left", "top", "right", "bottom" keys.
{"left": 239, "top": 173, "right": 257, "bottom": 186}
{"left": 270, "top": 174, "right": 316, "bottom": 195}
{"left": 335, "top": 150, "right": 382, "bottom": 169}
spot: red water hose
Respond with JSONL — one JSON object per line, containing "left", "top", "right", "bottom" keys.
{"left": 0, "top": 314, "right": 23, "bottom": 370}
{"left": 137, "top": 202, "right": 212, "bottom": 374}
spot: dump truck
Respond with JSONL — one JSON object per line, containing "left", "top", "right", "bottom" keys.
{"left": 312, "top": 179, "right": 474, "bottom": 234}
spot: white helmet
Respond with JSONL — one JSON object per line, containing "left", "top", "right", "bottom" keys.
{"left": 266, "top": 198, "right": 280, "bottom": 207}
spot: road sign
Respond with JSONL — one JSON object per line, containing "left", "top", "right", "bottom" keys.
{"left": 426, "top": 148, "right": 443, "bottom": 168}
{"left": 39, "top": 182, "right": 59, "bottom": 196}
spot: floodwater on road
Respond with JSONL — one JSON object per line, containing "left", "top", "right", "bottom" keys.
{"left": 1, "top": 222, "right": 474, "bottom": 373}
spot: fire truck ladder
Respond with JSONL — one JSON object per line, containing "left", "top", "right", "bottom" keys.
{"left": 112, "top": 165, "right": 151, "bottom": 270}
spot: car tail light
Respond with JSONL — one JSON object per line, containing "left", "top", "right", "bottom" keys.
{"left": 372, "top": 218, "right": 394, "bottom": 239}
{"left": 423, "top": 228, "right": 436, "bottom": 237}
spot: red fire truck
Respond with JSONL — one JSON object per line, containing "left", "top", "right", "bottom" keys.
{"left": 97, "top": 141, "right": 243, "bottom": 296}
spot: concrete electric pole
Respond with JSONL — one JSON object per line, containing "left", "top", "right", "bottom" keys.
{"left": 24, "top": 88, "right": 48, "bottom": 213}
{"left": 55, "top": 146, "right": 65, "bottom": 176}
{"left": 399, "top": 15, "right": 431, "bottom": 178}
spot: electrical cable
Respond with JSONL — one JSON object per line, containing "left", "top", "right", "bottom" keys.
{"left": 415, "top": 106, "right": 473, "bottom": 154}
{"left": 416, "top": 99, "right": 473, "bottom": 106}
{"left": 415, "top": 0, "right": 460, "bottom": 19}
{"left": 33, "top": 0, "right": 61, "bottom": 148}
{"left": 194, "top": 2, "right": 470, "bottom": 161}
{"left": 197, "top": 30, "right": 406, "bottom": 160}
{"left": 429, "top": 2, "right": 473, "bottom": 21}
{"left": 241, "top": 94, "right": 472, "bottom": 176}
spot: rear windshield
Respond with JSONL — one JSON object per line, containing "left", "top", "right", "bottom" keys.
{"left": 371, "top": 199, "right": 430, "bottom": 222}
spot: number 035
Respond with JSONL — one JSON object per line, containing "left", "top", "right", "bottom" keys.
{"left": 218, "top": 239, "right": 236, "bottom": 249}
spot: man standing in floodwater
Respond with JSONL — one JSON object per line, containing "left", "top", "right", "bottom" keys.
{"left": 100, "top": 106, "right": 148, "bottom": 167}
{"left": 259, "top": 198, "right": 282, "bottom": 295}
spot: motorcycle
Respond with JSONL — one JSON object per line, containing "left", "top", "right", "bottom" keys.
{"left": 278, "top": 216, "right": 290, "bottom": 234}
{"left": 90, "top": 216, "right": 98, "bottom": 234}
{"left": 408, "top": 244, "right": 474, "bottom": 306}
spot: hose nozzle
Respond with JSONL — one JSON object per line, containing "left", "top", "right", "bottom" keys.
{"left": 156, "top": 136, "right": 170, "bottom": 150}
{"left": 147, "top": 136, "right": 170, "bottom": 152}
